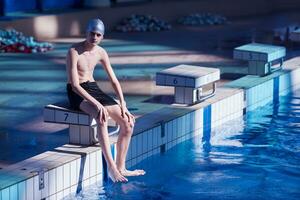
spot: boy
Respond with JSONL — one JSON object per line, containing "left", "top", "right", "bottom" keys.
{"left": 66, "top": 19, "right": 145, "bottom": 182}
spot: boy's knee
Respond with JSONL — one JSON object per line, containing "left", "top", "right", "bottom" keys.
{"left": 121, "top": 120, "right": 133, "bottom": 136}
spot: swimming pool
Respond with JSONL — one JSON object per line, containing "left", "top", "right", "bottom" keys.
{"left": 64, "top": 90, "right": 300, "bottom": 200}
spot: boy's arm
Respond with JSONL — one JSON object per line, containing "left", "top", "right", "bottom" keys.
{"left": 100, "top": 48, "right": 134, "bottom": 123}
{"left": 99, "top": 48, "right": 126, "bottom": 107}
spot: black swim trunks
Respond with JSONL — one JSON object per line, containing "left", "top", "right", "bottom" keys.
{"left": 66, "top": 81, "right": 118, "bottom": 110}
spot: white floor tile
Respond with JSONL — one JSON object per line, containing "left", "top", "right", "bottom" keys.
{"left": 63, "top": 188, "right": 71, "bottom": 199}
{"left": 9, "top": 184, "right": 18, "bottom": 200}
{"left": 56, "top": 166, "right": 64, "bottom": 193}
{"left": 83, "top": 154, "right": 90, "bottom": 181}
{"left": 48, "top": 168, "right": 56, "bottom": 196}
{"left": 26, "top": 177, "right": 34, "bottom": 200}
{"left": 90, "top": 151, "right": 97, "bottom": 177}
{"left": 18, "top": 181, "right": 26, "bottom": 200}
{"left": 70, "top": 160, "right": 78, "bottom": 186}
{"left": 56, "top": 191, "right": 63, "bottom": 200}
{"left": 63, "top": 163, "right": 71, "bottom": 189}
{"left": 49, "top": 193, "right": 57, "bottom": 200}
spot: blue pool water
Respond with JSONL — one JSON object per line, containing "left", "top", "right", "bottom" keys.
{"left": 66, "top": 91, "right": 300, "bottom": 200}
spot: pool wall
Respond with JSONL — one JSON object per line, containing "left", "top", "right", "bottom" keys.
{"left": 125, "top": 91, "right": 244, "bottom": 169}
{"left": 225, "top": 63, "right": 300, "bottom": 111}
{"left": 1, "top": 61, "right": 300, "bottom": 200}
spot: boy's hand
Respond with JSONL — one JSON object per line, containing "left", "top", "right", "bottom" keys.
{"left": 96, "top": 104, "right": 108, "bottom": 125}
{"left": 120, "top": 103, "right": 135, "bottom": 127}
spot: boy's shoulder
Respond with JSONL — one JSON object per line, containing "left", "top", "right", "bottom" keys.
{"left": 68, "top": 41, "right": 85, "bottom": 53}
{"left": 97, "top": 45, "right": 108, "bottom": 54}
{"left": 95, "top": 45, "right": 104, "bottom": 51}
{"left": 70, "top": 42, "right": 82, "bottom": 50}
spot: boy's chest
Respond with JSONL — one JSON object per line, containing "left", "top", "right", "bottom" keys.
{"left": 77, "top": 53, "right": 101, "bottom": 70}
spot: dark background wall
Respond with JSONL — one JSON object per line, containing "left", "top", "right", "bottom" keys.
{"left": 1, "top": 0, "right": 83, "bottom": 13}
{"left": 0, "top": 0, "right": 300, "bottom": 39}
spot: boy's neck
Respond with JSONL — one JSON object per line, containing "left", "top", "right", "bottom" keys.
{"left": 83, "top": 40, "right": 96, "bottom": 51}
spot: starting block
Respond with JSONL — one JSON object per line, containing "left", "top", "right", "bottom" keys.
{"left": 156, "top": 64, "right": 220, "bottom": 105}
{"left": 44, "top": 103, "right": 119, "bottom": 145}
{"left": 234, "top": 43, "right": 286, "bottom": 76}
{"left": 290, "top": 29, "right": 300, "bottom": 42}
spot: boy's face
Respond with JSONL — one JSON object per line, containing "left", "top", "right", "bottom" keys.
{"left": 86, "top": 31, "right": 103, "bottom": 45}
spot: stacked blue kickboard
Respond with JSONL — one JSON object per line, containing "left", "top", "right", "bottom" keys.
{"left": 234, "top": 43, "right": 286, "bottom": 76}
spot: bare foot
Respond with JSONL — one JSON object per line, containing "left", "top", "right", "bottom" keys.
{"left": 108, "top": 167, "right": 128, "bottom": 183}
{"left": 120, "top": 169, "right": 146, "bottom": 177}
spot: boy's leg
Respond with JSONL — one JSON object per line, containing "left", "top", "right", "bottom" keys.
{"left": 79, "top": 101, "right": 128, "bottom": 182}
{"left": 105, "top": 104, "right": 145, "bottom": 176}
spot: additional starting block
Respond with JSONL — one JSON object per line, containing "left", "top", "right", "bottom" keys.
{"left": 234, "top": 43, "right": 286, "bottom": 76}
{"left": 44, "top": 103, "right": 119, "bottom": 145}
{"left": 290, "top": 29, "right": 300, "bottom": 42}
{"left": 156, "top": 64, "right": 220, "bottom": 105}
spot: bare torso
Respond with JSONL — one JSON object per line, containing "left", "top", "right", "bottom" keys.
{"left": 66, "top": 42, "right": 103, "bottom": 84}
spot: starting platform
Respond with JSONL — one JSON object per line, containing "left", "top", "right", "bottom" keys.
{"left": 290, "top": 29, "right": 300, "bottom": 42}
{"left": 44, "top": 103, "right": 119, "bottom": 145}
{"left": 156, "top": 64, "right": 220, "bottom": 105}
{"left": 234, "top": 43, "right": 286, "bottom": 76}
